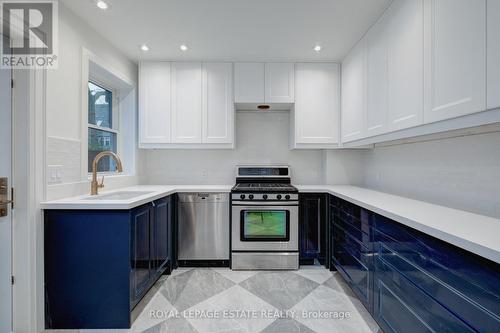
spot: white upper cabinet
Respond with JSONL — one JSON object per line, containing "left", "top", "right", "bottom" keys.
{"left": 294, "top": 63, "right": 339, "bottom": 146}
{"left": 234, "top": 63, "right": 265, "bottom": 103}
{"left": 139, "top": 62, "right": 171, "bottom": 144}
{"left": 265, "top": 63, "right": 294, "bottom": 103}
{"left": 387, "top": 0, "right": 424, "bottom": 131}
{"left": 366, "top": 10, "right": 389, "bottom": 138}
{"left": 424, "top": 0, "right": 486, "bottom": 123}
{"left": 234, "top": 62, "right": 294, "bottom": 107}
{"left": 171, "top": 62, "right": 203, "bottom": 143}
{"left": 341, "top": 39, "right": 366, "bottom": 143}
{"left": 487, "top": 0, "right": 500, "bottom": 110}
{"left": 139, "top": 61, "right": 234, "bottom": 148}
{"left": 202, "top": 63, "right": 234, "bottom": 144}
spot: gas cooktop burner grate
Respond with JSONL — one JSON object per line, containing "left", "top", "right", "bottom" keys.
{"left": 232, "top": 183, "right": 298, "bottom": 192}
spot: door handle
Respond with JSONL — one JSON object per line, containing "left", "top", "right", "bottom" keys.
{"left": 0, "top": 177, "right": 13, "bottom": 217}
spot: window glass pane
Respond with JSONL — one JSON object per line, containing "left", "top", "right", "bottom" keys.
{"left": 243, "top": 211, "right": 287, "bottom": 239}
{"left": 88, "top": 128, "right": 117, "bottom": 172}
{"left": 88, "top": 81, "right": 112, "bottom": 128}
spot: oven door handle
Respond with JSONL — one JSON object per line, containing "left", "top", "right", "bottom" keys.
{"left": 232, "top": 201, "right": 298, "bottom": 207}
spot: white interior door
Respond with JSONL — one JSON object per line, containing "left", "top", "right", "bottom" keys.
{"left": 0, "top": 67, "right": 13, "bottom": 332}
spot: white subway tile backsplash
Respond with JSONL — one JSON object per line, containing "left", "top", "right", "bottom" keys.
{"left": 47, "top": 136, "right": 82, "bottom": 184}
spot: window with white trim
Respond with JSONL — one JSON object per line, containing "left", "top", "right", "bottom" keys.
{"left": 88, "top": 81, "right": 119, "bottom": 173}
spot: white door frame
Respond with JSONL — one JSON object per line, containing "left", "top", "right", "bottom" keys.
{"left": 11, "top": 68, "right": 47, "bottom": 333}
{"left": 0, "top": 65, "right": 13, "bottom": 333}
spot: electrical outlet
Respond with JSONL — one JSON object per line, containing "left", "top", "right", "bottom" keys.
{"left": 47, "top": 165, "right": 63, "bottom": 184}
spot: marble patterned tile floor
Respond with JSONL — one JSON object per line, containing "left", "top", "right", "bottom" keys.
{"left": 44, "top": 266, "right": 381, "bottom": 333}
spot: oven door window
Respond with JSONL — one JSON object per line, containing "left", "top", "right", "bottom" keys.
{"left": 241, "top": 210, "right": 290, "bottom": 241}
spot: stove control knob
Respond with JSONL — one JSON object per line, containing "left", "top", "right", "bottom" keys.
{"left": 285, "top": 195, "right": 291, "bottom": 200}
{"left": 262, "top": 194, "right": 268, "bottom": 200}
{"left": 240, "top": 194, "right": 246, "bottom": 200}
{"left": 276, "top": 194, "right": 282, "bottom": 200}
{"left": 249, "top": 194, "right": 254, "bottom": 200}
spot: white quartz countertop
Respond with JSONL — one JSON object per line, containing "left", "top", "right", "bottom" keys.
{"left": 40, "top": 185, "right": 233, "bottom": 210}
{"left": 296, "top": 185, "right": 500, "bottom": 264}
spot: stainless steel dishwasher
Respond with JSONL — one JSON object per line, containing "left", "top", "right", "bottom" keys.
{"left": 177, "top": 193, "right": 230, "bottom": 265}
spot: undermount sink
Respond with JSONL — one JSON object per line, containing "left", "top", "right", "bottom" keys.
{"left": 82, "top": 191, "right": 155, "bottom": 201}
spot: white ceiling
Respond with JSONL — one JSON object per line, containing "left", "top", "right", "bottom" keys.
{"left": 61, "top": 0, "right": 391, "bottom": 62}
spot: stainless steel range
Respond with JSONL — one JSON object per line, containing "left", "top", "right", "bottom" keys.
{"left": 231, "top": 166, "right": 299, "bottom": 270}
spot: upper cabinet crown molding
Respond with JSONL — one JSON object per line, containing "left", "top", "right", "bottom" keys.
{"left": 423, "top": 0, "right": 487, "bottom": 123}
{"left": 487, "top": 0, "right": 500, "bottom": 110}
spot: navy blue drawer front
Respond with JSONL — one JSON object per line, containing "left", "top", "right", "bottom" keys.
{"left": 373, "top": 215, "right": 500, "bottom": 333}
{"left": 338, "top": 199, "right": 372, "bottom": 235}
{"left": 333, "top": 242, "right": 373, "bottom": 310}
{"left": 374, "top": 256, "right": 475, "bottom": 333}
{"left": 332, "top": 199, "right": 372, "bottom": 246}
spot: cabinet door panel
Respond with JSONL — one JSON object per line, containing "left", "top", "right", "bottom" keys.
{"left": 366, "top": 11, "right": 389, "bottom": 137}
{"left": 139, "top": 62, "right": 171, "bottom": 143}
{"left": 202, "top": 63, "right": 234, "bottom": 143}
{"left": 153, "top": 198, "right": 169, "bottom": 272}
{"left": 300, "top": 195, "right": 321, "bottom": 257}
{"left": 131, "top": 205, "right": 152, "bottom": 301}
{"left": 171, "top": 62, "right": 202, "bottom": 143}
{"left": 265, "top": 63, "right": 294, "bottom": 103}
{"left": 487, "top": 0, "right": 500, "bottom": 110}
{"left": 341, "top": 39, "right": 366, "bottom": 142}
{"left": 234, "top": 63, "right": 265, "bottom": 103}
{"left": 424, "top": 0, "right": 486, "bottom": 123}
{"left": 295, "top": 63, "right": 339, "bottom": 144}
{"left": 387, "top": 0, "right": 424, "bottom": 131}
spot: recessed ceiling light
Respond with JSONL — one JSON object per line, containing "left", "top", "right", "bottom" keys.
{"left": 96, "top": 1, "right": 108, "bottom": 10}
{"left": 180, "top": 44, "right": 188, "bottom": 51}
{"left": 314, "top": 45, "right": 322, "bottom": 52}
{"left": 140, "top": 44, "right": 149, "bottom": 52}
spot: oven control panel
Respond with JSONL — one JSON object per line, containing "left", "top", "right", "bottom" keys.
{"left": 231, "top": 193, "right": 298, "bottom": 201}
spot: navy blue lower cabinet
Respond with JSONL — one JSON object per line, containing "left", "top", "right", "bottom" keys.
{"left": 131, "top": 203, "right": 154, "bottom": 305}
{"left": 372, "top": 214, "right": 500, "bottom": 333}
{"left": 329, "top": 195, "right": 500, "bottom": 333}
{"left": 299, "top": 193, "right": 328, "bottom": 265}
{"left": 44, "top": 196, "right": 172, "bottom": 329}
{"left": 330, "top": 196, "right": 374, "bottom": 312}
{"left": 153, "top": 196, "right": 171, "bottom": 274}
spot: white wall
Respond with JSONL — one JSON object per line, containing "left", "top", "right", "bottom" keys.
{"left": 362, "top": 131, "right": 500, "bottom": 218}
{"left": 324, "top": 149, "right": 366, "bottom": 185}
{"left": 45, "top": 4, "right": 141, "bottom": 200}
{"left": 143, "top": 112, "right": 330, "bottom": 185}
